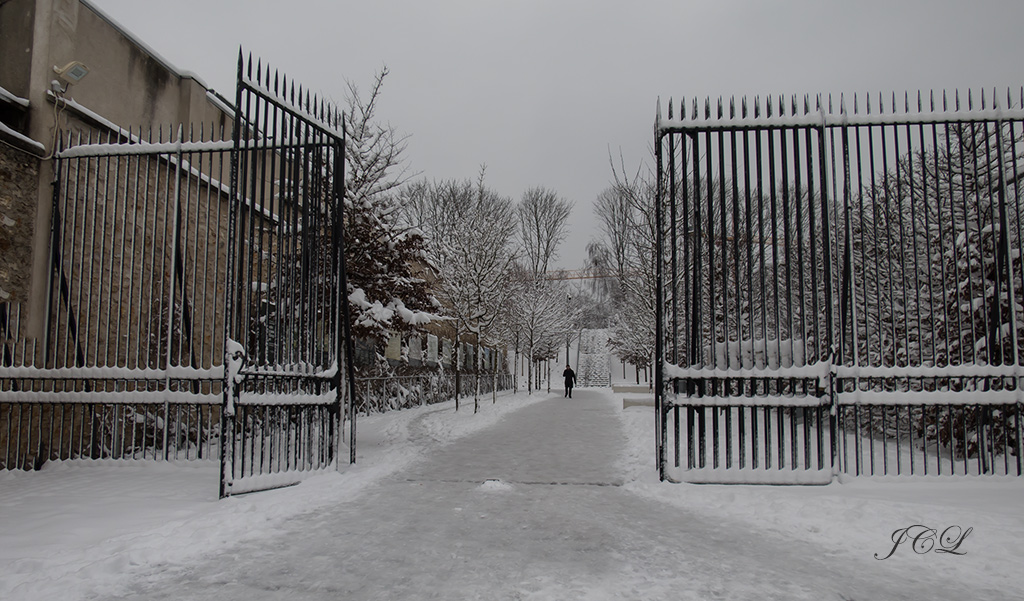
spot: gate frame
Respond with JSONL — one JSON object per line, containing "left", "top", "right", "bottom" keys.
{"left": 655, "top": 92, "right": 1024, "bottom": 483}
{"left": 220, "top": 52, "right": 357, "bottom": 498}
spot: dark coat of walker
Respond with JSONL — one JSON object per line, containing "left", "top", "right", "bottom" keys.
{"left": 562, "top": 365, "right": 576, "bottom": 398}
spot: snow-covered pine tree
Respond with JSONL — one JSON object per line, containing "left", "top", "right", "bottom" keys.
{"left": 342, "top": 67, "right": 438, "bottom": 352}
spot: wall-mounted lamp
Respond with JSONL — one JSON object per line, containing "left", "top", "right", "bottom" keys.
{"left": 52, "top": 61, "right": 90, "bottom": 93}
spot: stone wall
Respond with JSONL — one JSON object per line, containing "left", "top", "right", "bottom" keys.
{"left": 0, "top": 143, "right": 38, "bottom": 304}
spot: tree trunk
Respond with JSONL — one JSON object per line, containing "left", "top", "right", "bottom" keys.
{"left": 527, "top": 348, "right": 533, "bottom": 395}
{"left": 454, "top": 326, "right": 461, "bottom": 411}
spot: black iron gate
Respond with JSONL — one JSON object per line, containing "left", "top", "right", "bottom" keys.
{"left": 220, "top": 54, "right": 356, "bottom": 497}
{"left": 656, "top": 91, "right": 1024, "bottom": 483}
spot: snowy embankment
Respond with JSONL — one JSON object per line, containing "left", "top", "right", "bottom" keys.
{"left": 0, "top": 391, "right": 548, "bottom": 601}
{"left": 617, "top": 397, "right": 1024, "bottom": 596}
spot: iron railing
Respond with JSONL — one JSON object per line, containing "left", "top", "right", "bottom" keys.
{"left": 1, "top": 121, "right": 231, "bottom": 470}
{"left": 656, "top": 89, "right": 1024, "bottom": 481}
{"left": 355, "top": 372, "right": 514, "bottom": 414}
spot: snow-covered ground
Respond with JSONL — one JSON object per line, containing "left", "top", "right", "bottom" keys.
{"left": 1, "top": 387, "right": 1021, "bottom": 600}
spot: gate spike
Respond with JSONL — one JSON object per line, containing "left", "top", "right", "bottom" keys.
{"left": 853, "top": 93, "right": 858, "bottom": 115}
{"left": 917, "top": 90, "right": 922, "bottom": 112}
{"left": 968, "top": 89, "right": 973, "bottom": 111}
{"left": 766, "top": 96, "right": 773, "bottom": 118}
{"left": 274, "top": 70, "right": 280, "bottom": 94}
{"left": 803, "top": 94, "right": 809, "bottom": 115}
{"left": 246, "top": 53, "right": 253, "bottom": 79}
{"left": 717, "top": 96, "right": 723, "bottom": 119}
{"left": 668, "top": 97, "right": 673, "bottom": 120}
{"left": 691, "top": 98, "right": 697, "bottom": 120}
{"left": 729, "top": 96, "right": 735, "bottom": 119}
{"left": 754, "top": 95, "right": 760, "bottom": 119}
{"left": 955, "top": 89, "right": 961, "bottom": 111}
{"left": 1008, "top": 87, "right": 1013, "bottom": 110}
{"left": 866, "top": 92, "right": 872, "bottom": 115}
{"left": 704, "top": 97, "right": 710, "bottom": 120}
{"left": 741, "top": 96, "right": 747, "bottom": 119}
{"left": 942, "top": 90, "right": 947, "bottom": 111}
{"left": 680, "top": 96, "right": 686, "bottom": 120}
{"left": 904, "top": 91, "right": 909, "bottom": 113}
{"left": 981, "top": 87, "right": 987, "bottom": 110}
{"left": 256, "top": 58, "right": 262, "bottom": 85}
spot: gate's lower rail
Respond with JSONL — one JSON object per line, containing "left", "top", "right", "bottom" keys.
{"left": 664, "top": 376, "right": 834, "bottom": 485}
{"left": 664, "top": 368, "right": 1024, "bottom": 482}
{"left": 0, "top": 376, "right": 222, "bottom": 470}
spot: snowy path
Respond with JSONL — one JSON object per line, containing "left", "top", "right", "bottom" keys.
{"left": 102, "top": 391, "right": 992, "bottom": 600}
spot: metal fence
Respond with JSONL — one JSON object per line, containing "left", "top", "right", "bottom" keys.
{"left": 355, "top": 372, "right": 515, "bottom": 413}
{"left": 1, "top": 120, "right": 230, "bottom": 470}
{"left": 655, "top": 89, "right": 1024, "bottom": 482}
{"left": 0, "top": 54, "right": 521, "bottom": 499}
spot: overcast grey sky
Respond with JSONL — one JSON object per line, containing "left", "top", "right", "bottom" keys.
{"left": 89, "top": 0, "right": 1024, "bottom": 269}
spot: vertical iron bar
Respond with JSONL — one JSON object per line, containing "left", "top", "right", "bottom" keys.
{"left": 853, "top": 403, "right": 861, "bottom": 475}
{"left": 654, "top": 110, "right": 666, "bottom": 479}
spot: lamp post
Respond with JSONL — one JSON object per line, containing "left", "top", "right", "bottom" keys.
{"left": 565, "top": 293, "right": 571, "bottom": 365}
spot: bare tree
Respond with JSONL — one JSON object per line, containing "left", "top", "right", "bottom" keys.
{"left": 503, "top": 272, "right": 568, "bottom": 394}
{"left": 589, "top": 156, "right": 659, "bottom": 376}
{"left": 405, "top": 169, "right": 519, "bottom": 410}
{"left": 518, "top": 186, "right": 572, "bottom": 278}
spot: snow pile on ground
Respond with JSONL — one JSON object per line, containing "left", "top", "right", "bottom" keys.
{"left": 0, "top": 390, "right": 548, "bottom": 601}
{"left": 477, "top": 479, "right": 514, "bottom": 492}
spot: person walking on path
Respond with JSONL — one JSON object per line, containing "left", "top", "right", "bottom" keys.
{"left": 562, "top": 364, "right": 576, "bottom": 398}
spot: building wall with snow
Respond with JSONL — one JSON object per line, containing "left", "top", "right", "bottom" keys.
{"left": 0, "top": 0, "right": 236, "bottom": 343}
